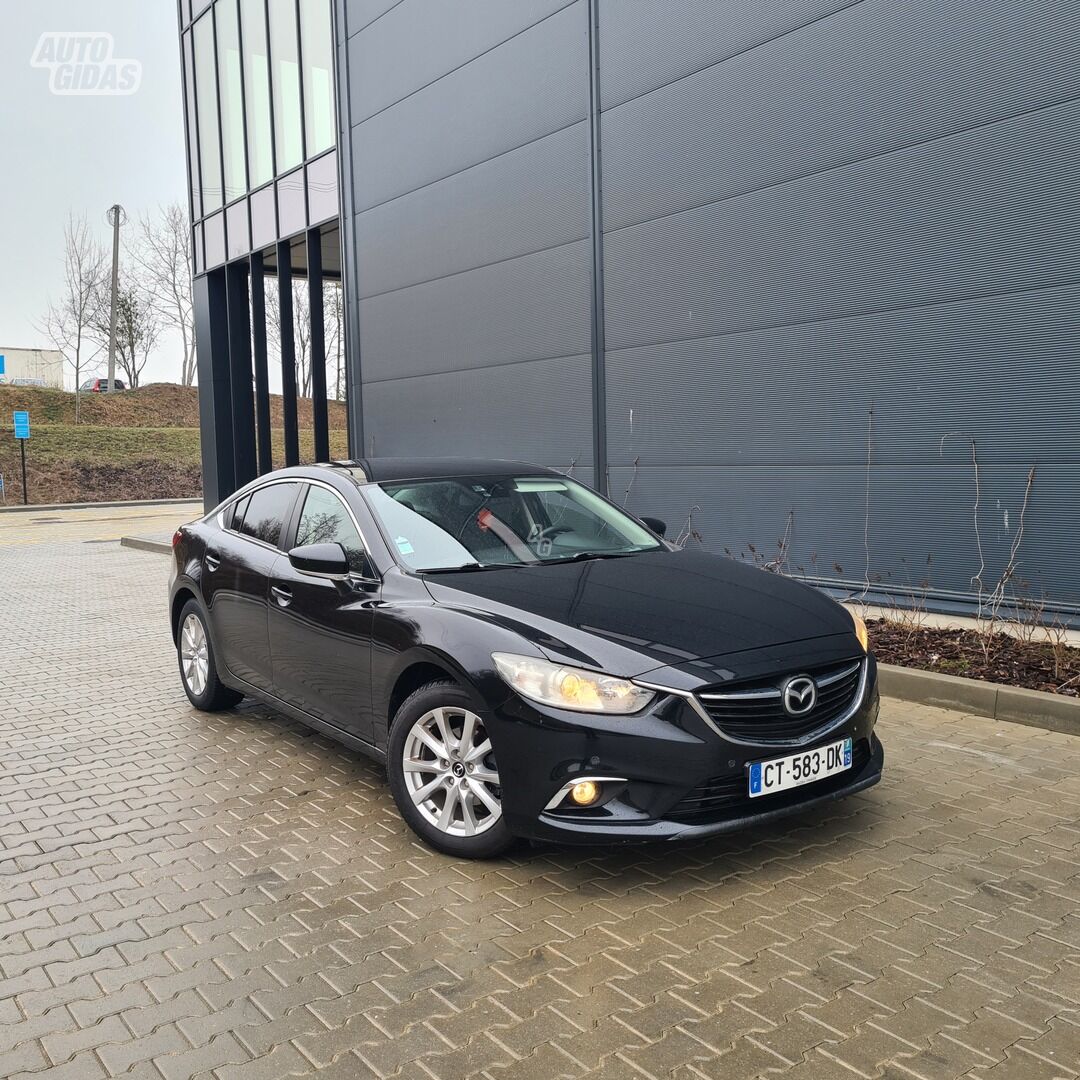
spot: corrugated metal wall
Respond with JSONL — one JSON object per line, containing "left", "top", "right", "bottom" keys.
{"left": 337, "top": 0, "right": 595, "bottom": 484}
{"left": 338, "top": 0, "right": 1080, "bottom": 615}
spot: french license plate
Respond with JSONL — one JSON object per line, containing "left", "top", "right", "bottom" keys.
{"left": 748, "top": 737, "right": 852, "bottom": 798}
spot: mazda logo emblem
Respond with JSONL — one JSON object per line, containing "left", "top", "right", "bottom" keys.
{"left": 782, "top": 675, "right": 817, "bottom": 716}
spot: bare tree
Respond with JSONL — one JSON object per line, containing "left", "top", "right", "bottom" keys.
{"left": 325, "top": 281, "right": 344, "bottom": 400}
{"left": 135, "top": 203, "right": 196, "bottom": 385}
{"left": 266, "top": 277, "right": 313, "bottom": 396}
{"left": 36, "top": 215, "right": 106, "bottom": 421}
{"left": 90, "top": 277, "right": 163, "bottom": 389}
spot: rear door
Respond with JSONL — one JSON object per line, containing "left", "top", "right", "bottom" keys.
{"left": 268, "top": 482, "right": 378, "bottom": 744}
{"left": 202, "top": 481, "right": 301, "bottom": 694}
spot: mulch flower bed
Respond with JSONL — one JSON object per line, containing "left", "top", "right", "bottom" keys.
{"left": 868, "top": 619, "right": 1080, "bottom": 698}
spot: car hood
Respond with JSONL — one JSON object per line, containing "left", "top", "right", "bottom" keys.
{"left": 422, "top": 548, "right": 857, "bottom": 678}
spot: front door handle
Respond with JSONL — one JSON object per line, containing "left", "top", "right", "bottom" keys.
{"left": 271, "top": 583, "right": 292, "bottom": 607}
{"left": 205, "top": 552, "right": 220, "bottom": 572}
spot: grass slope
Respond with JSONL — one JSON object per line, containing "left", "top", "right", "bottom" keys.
{"left": 0, "top": 384, "right": 348, "bottom": 505}
{"left": 0, "top": 383, "right": 347, "bottom": 429}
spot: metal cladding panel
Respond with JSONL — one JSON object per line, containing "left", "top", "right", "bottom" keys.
{"left": 348, "top": 0, "right": 574, "bottom": 122}
{"left": 354, "top": 120, "right": 590, "bottom": 298}
{"left": 602, "top": 0, "right": 1080, "bottom": 232}
{"left": 605, "top": 284, "right": 1080, "bottom": 467}
{"left": 343, "top": 0, "right": 399, "bottom": 36}
{"left": 603, "top": 100, "right": 1079, "bottom": 353}
{"left": 360, "top": 241, "right": 592, "bottom": 383}
{"left": 597, "top": 0, "right": 854, "bottom": 108}
{"left": 610, "top": 465, "right": 1080, "bottom": 611}
{"left": 353, "top": 1, "right": 587, "bottom": 212}
{"left": 337, "top": 0, "right": 1080, "bottom": 615}
{"left": 362, "top": 355, "right": 594, "bottom": 476}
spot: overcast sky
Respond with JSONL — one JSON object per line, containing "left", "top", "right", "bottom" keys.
{"left": 0, "top": 2, "right": 188, "bottom": 385}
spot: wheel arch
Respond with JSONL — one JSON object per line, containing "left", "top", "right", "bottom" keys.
{"left": 170, "top": 585, "right": 199, "bottom": 644}
{"left": 386, "top": 648, "right": 488, "bottom": 729}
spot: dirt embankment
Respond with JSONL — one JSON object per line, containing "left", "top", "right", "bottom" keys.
{"left": 0, "top": 384, "right": 348, "bottom": 505}
{"left": 0, "top": 383, "right": 347, "bottom": 429}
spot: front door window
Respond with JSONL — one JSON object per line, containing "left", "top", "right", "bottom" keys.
{"left": 295, "top": 486, "right": 366, "bottom": 573}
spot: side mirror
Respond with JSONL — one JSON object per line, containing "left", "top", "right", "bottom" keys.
{"left": 640, "top": 516, "right": 667, "bottom": 538}
{"left": 288, "top": 542, "right": 349, "bottom": 576}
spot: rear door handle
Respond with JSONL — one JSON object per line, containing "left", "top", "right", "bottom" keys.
{"left": 205, "top": 553, "right": 220, "bottom": 572}
{"left": 271, "top": 583, "right": 292, "bottom": 607}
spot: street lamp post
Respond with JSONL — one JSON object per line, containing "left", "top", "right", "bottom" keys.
{"left": 105, "top": 204, "right": 126, "bottom": 392}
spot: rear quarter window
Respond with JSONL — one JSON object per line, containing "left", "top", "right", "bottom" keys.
{"left": 229, "top": 494, "right": 251, "bottom": 531}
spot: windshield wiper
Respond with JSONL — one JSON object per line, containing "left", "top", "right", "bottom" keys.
{"left": 422, "top": 548, "right": 653, "bottom": 571}
{"left": 540, "top": 550, "right": 645, "bottom": 565}
{"left": 419, "top": 562, "right": 509, "bottom": 574}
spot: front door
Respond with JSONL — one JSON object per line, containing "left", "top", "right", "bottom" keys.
{"left": 268, "top": 483, "right": 378, "bottom": 744}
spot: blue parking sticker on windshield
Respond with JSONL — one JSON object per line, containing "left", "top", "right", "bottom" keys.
{"left": 395, "top": 536, "right": 414, "bottom": 555}
{"left": 749, "top": 762, "right": 762, "bottom": 795}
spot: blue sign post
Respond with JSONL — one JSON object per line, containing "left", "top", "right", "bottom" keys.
{"left": 12, "top": 410, "right": 29, "bottom": 504}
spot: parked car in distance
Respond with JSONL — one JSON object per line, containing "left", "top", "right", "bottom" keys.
{"left": 79, "top": 377, "right": 126, "bottom": 392}
{"left": 169, "top": 459, "right": 881, "bottom": 857}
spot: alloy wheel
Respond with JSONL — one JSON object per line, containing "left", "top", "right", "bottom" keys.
{"left": 402, "top": 707, "right": 502, "bottom": 836}
{"left": 180, "top": 613, "right": 209, "bottom": 697}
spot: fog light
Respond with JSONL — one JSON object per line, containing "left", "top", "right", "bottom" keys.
{"left": 570, "top": 780, "right": 601, "bottom": 806}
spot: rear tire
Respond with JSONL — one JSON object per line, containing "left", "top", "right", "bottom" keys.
{"left": 388, "top": 681, "right": 514, "bottom": 858}
{"left": 177, "top": 600, "right": 242, "bottom": 711}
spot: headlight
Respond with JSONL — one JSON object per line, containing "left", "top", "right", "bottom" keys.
{"left": 850, "top": 610, "right": 869, "bottom": 652}
{"left": 492, "top": 653, "right": 656, "bottom": 714}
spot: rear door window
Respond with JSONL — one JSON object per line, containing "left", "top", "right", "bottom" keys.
{"left": 238, "top": 482, "right": 299, "bottom": 547}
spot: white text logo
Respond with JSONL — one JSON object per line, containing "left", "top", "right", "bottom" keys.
{"left": 31, "top": 33, "right": 142, "bottom": 96}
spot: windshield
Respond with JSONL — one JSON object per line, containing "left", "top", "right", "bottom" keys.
{"left": 364, "top": 474, "right": 663, "bottom": 571}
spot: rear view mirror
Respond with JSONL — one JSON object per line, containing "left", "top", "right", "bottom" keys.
{"left": 640, "top": 516, "right": 667, "bottom": 538}
{"left": 288, "top": 542, "right": 349, "bottom": 576}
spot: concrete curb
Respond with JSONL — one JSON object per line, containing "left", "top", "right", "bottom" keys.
{"left": 120, "top": 536, "right": 172, "bottom": 555}
{"left": 0, "top": 497, "right": 202, "bottom": 514}
{"left": 878, "top": 663, "right": 1080, "bottom": 737}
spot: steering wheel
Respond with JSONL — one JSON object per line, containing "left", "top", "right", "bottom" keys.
{"left": 534, "top": 525, "right": 572, "bottom": 542}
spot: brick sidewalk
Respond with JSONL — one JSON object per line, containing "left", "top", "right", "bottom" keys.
{"left": 1, "top": 539, "right": 1078, "bottom": 1079}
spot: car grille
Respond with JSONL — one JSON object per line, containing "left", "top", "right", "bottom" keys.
{"left": 666, "top": 739, "right": 872, "bottom": 824}
{"left": 696, "top": 658, "right": 864, "bottom": 744}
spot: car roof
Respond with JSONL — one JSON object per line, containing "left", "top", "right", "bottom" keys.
{"left": 316, "top": 457, "right": 561, "bottom": 483}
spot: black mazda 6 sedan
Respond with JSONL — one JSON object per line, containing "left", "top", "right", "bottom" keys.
{"left": 168, "top": 458, "right": 882, "bottom": 857}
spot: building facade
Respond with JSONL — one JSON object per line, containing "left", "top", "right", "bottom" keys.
{"left": 0, "top": 348, "right": 64, "bottom": 388}
{"left": 181, "top": 0, "right": 1080, "bottom": 620}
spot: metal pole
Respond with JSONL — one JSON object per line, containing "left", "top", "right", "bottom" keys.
{"left": 106, "top": 204, "right": 124, "bottom": 392}
{"left": 20, "top": 441, "right": 27, "bottom": 505}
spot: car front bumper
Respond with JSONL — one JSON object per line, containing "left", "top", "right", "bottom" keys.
{"left": 486, "top": 658, "right": 882, "bottom": 845}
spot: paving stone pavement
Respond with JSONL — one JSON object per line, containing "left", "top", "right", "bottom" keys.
{"left": 0, "top": 502, "right": 201, "bottom": 547}
{"left": 1, "top": 536, "right": 1079, "bottom": 1080}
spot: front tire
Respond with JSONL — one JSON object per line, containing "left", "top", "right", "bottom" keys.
{"left": 388, "top": 681, "right": 514, "bottom": 858}
{"left": 177, "top": 600, "right": 242, "bottom": 711}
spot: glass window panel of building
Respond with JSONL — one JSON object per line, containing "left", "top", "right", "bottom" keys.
{"left": 268, "top": 0, "right": 303, "bottom": 173}
{"left": 300, "top": 0, "right": 335, "bottom": 156}
{"left": 193, "top": 13, "right": 223, "bottom": 212}
{"left": 183, "top": 32, "right": 201, "bottom": 218}
{"left": 216, "top": 0, "right": 246, "bottom": 202}
{"left": 240, "top": 0, "right": 274, "bottom": 188}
